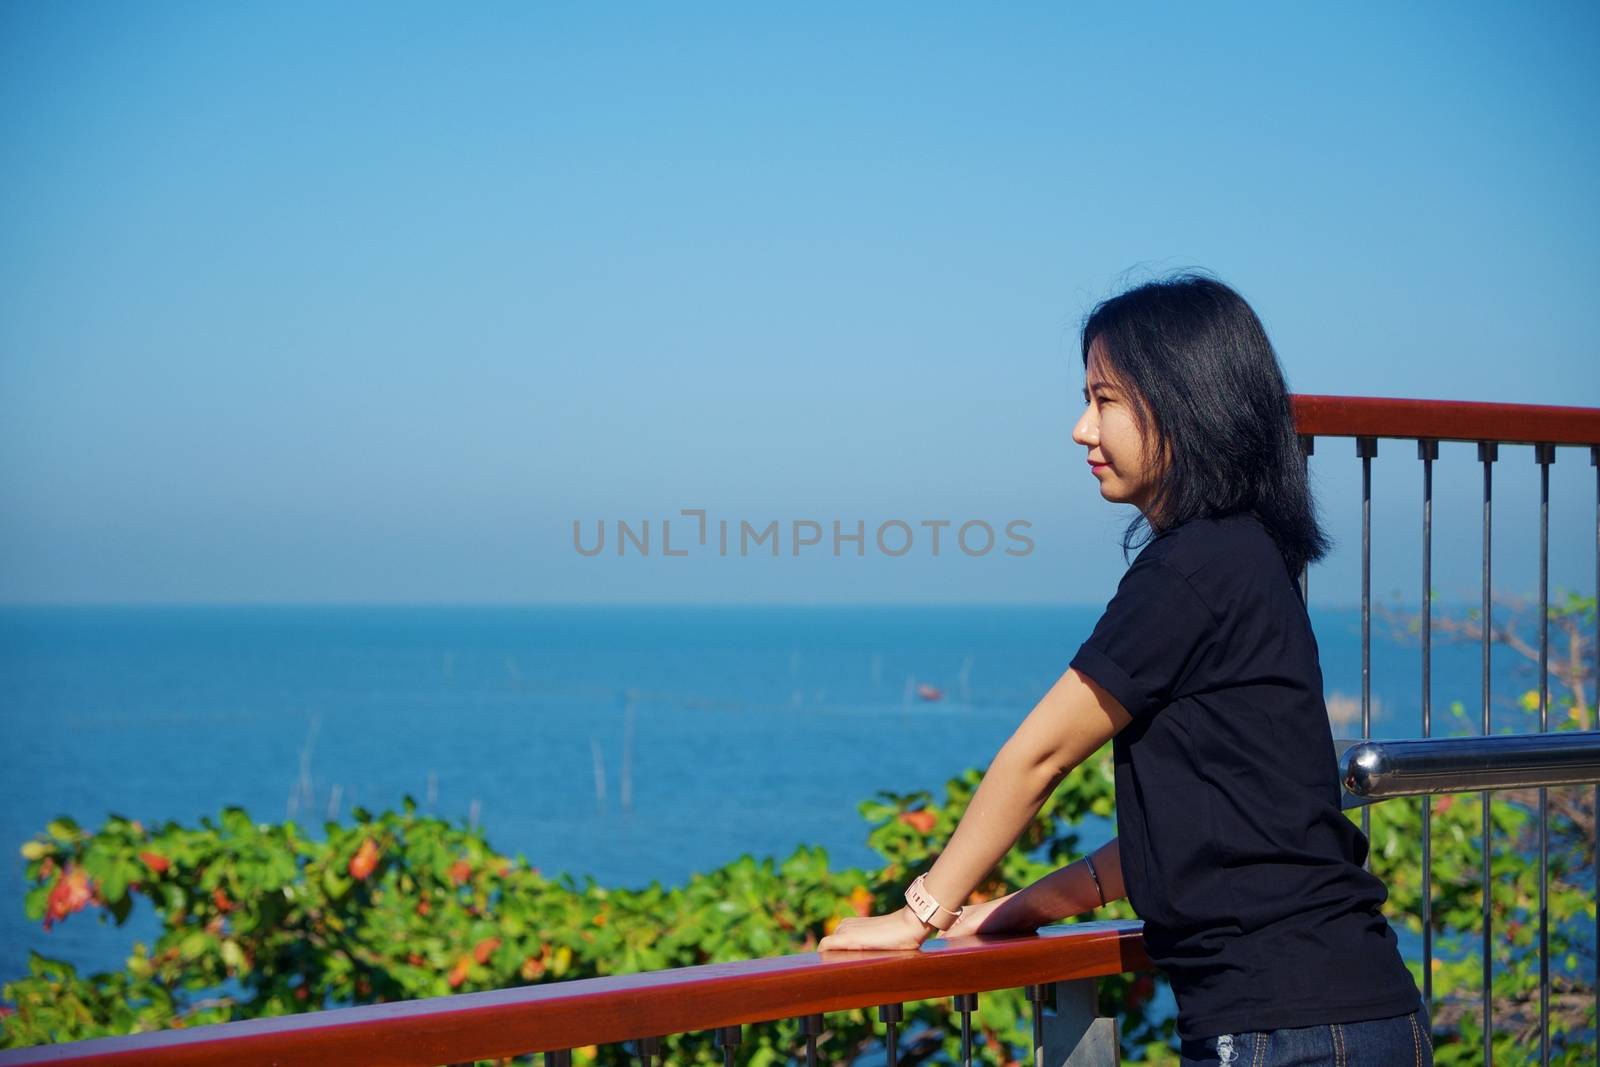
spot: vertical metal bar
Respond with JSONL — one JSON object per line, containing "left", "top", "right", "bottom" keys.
{"left": 801, "top": 1013, "right": 823, "bottom": 1067}
{"left": 1025, "top": 983, "right": 1053, "bottom": 1067}
{"left": 1359, "top": 437, "right": 1378, "bottom": 852}
{"left": 639, "top": 1035, "right": 660, "bottom": 1067}
{"left": 1479, "top": 440, "right": 1497, "bottom": 1067}
{"left": 1419, "top": 439, "right": 1438, "bottom": 1025}
{"left": 1535, "top": 442, "right": 1554, "bottom": 1067}
{"left": 717, "top": 1026, "right": 741, "bottom": 1067}
{"left": 879, "top": 1004, "right": 903, "bottom": 1067}
{"left": 548, "top": 1052, "right": 572, "bottom": 1067}
{"left": 1299, "top": 435, "right": 1315, "bottom": 603}
{"left": 954, "top": 993, "right": 977, "bottom": 1067}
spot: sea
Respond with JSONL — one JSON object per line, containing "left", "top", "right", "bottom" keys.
{"left": 0, "top": 603, "right": 1559, "bottom": 992}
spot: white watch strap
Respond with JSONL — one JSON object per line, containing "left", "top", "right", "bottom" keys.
{"left": 904, "top": 873, "right": 962, "bottom": 930}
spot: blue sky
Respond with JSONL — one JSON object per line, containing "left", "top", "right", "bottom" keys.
{"left": 1, "top": 2, "right": 1596, "bottom": 606}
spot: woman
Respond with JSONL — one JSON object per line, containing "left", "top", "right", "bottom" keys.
{"left": 817, "top": 274, "right": 1429, "bottom": 1066}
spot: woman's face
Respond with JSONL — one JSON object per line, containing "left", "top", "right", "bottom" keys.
{"left": 1073, "top": 338, "right": 1161, "bottom": 515}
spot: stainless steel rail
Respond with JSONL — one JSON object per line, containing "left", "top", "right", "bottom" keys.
{"left": 1340, "top": 732, "right": 1600, "bottom": 799}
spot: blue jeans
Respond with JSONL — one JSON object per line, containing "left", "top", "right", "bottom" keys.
{"left": 1178, "top": 1007, "right": 1433, "bottom": 1066}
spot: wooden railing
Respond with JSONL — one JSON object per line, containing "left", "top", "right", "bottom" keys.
{"left": 1291, "top": 394, "right": 1599, "bottom": 445}
{"left": 3, "top": 395, "right": 1597, "bottom": 1066}
{"left": 0, "top": 923, "right": 1150, "bottom": 1066}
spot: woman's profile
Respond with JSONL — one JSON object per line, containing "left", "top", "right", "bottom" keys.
{"left": 817, "top": 273, "right": 1430, "bottom": 1066}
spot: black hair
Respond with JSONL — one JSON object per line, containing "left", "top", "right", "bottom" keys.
{"left": 1080, "top": 270, "right": 1331, "bottom": 577}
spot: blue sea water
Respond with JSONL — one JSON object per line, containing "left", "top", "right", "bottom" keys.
{"left": 0, "top": 604, "right": 1555, "bottom": 988}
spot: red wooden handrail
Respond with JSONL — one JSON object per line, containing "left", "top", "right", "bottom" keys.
{"left": 0, "top": 922, "right": 1150, "bottom": 1067}
{"left": 1291, "top": 395, "right": 1600, "bottom": 447}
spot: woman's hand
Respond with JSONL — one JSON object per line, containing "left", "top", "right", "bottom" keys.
{"left": 945, "top": 892, "right": 1046, "bottom": 939}
{"left": 817, "top": 906, "right": 931, "bottom": 951}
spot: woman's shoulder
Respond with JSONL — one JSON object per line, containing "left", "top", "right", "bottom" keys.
{"left": 1134, "top": 513, "right": 1298, "bottom": 619}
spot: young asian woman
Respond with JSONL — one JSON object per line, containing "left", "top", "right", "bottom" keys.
{"left": 816, "top": 273, "right": 1431, "bottom": 1067}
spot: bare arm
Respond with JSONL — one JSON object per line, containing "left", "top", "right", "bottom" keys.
{"left": 946, "top": 836, "right": 1125, "bottom": 938}
{"left": 817, "top": 667, "right": 1132, "bottom": 950}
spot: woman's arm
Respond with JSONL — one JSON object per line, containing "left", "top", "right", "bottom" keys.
{"left": 944, "top": 837, "right": 1124, "bottom": 938}
{"left": 816, "top": 667, "right": 1132, "bottom": 951}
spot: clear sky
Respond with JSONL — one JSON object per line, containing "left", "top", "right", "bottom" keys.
{"left": 2, "top": 2, "right": 1597, "bottom": 607}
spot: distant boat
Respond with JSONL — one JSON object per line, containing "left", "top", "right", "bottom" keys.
{"left": 915, "top": 683, "right": 943, "bottom": 702}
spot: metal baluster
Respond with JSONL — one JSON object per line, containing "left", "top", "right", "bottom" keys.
{"left": 548, "top": 1052, "right": 573, "bottom": 1067}
{"left": 1479, "top": 440, "right": 1497, "bottom": 1067}
{"left": 1535, "top": 443, "right": 1554, "bottom": 1067}
{"left": 639, "top": 1035, "right": 661, "bottom": 1067}
{"left": 1299, "top": 435, "right": 1314, "bottom": 603}
{"left": 1420, "top": 439, "right": 1437, "bottom": 1026}
{"left": 879, "top": 1003, "right": 903, "bottom": 1067}
{"left": 717, "top": 1026, "right": 741, "bottom": 1067}
{"left": 801, "top": 1013, "right": 823, "bottom": 1067}
{"left": 1025, "top": 983, "right": 1054, "bottom": 1067}
{"left": 1359, "top": 437, "right": 1378, "bottom": 853}
{"left": 953, "top": 993, "right": 977, "bottom": 1067}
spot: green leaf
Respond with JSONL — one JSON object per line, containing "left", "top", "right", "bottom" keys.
{"left": 46, "top": 817, "right": 81, "bottom": 843}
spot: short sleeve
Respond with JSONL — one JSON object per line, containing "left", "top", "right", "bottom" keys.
{"left": 1069, "top": 555, "right": 1218, "bottom": 718}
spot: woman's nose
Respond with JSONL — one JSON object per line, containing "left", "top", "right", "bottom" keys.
{"left": 1072, "top": 407, "right": 1097, "bottom": 445}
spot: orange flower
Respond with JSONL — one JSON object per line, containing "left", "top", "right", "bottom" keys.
{"left": 43, "top": 867, "right": 93, "bottom": 930}
{"left": 898, "top": 809, "right": 937, "bottom": 834}
{"left": 213, "top": 887, "right": 235, "bottom": 913}
{"left": 520, "top": 954, "right": 547, "bottom": 981}
{"left": 447, "top": 956, "right": 471, "bottom": 989}
{"left": 472, "top": 937, "right": 501, "bottom": 965}
{"left": 139, "top": 851, "right": 171, "bottom": 875}
{"left": 449, "top": 860, "right": 473, "bottom": 885}
{"left": 848, "top": 886, "right": 874, "bottom": 917}
{"left": 349, "top": 839, "right": 380, "bottom": 881}
{"left": 415, "top": 898, "right": 432, "bottom": 916}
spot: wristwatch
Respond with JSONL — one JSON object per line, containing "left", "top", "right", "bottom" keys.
{"left": 904, "top": 874, "right": 963, "bottom": 931}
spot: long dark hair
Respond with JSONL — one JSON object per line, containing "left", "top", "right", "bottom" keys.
{"left": 1080, "top": 271, "right": 1330, "bottom": 576}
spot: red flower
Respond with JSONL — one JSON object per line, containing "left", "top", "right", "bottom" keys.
{"left": 43, "top": 867, "right": 94, "bottom": 930}
{"left": 213, "top": 887, "right": 235, "bottom": 913}
{"left": 139, "top": 851, "right": 171, "bottom": 875}
{"left": 898, "top": 809, "right": 937, "bottom": 834}
{"left": 449, "top": 860, "right": 473, "bottom": 886}
{"left": 349, "top": 839, "right": 380, "bottom": 881}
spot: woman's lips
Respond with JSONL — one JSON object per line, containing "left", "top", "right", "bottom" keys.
{"left": 1088, "top": 459, "right": 1108, "bottom": 471}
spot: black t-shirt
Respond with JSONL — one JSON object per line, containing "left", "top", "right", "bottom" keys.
{"left": 1068, "top": 512, "right": 1420, "bottom": 1040}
